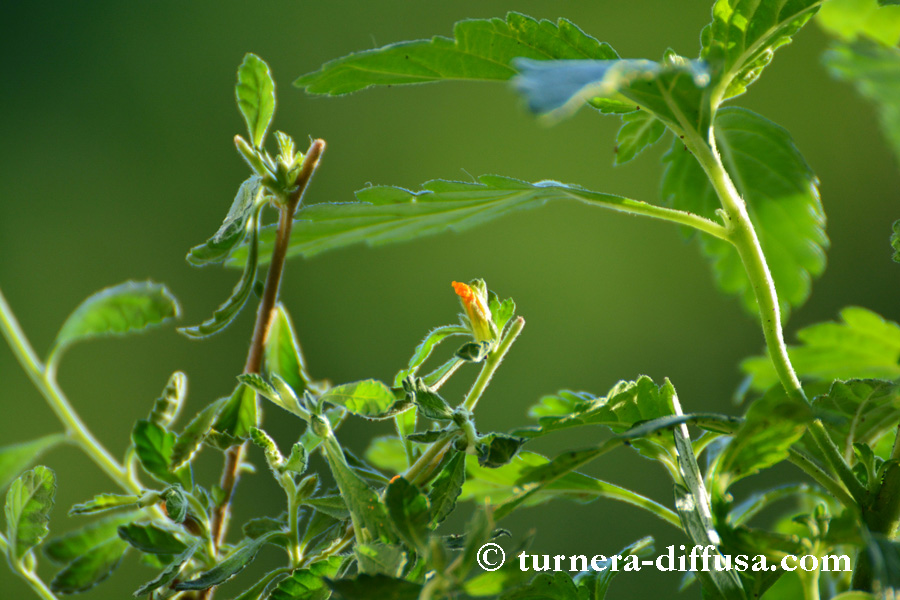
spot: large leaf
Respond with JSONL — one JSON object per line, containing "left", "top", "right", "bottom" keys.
{"left": 5, "top": 465, "right": 56, "bottom": 560}
{"left": 49, "top": 537, "right": 129, "bottom": 594}
{"left": 0, "top": 434, "right": 65, "bottom": 492}
{"left": 741, "top": 307, "right": 900, "bottom": 391}
{"left": 817, "top": 0, "right": 900, "bottom": 47}
{"left": 267, "top": 556, "right": 343, "bottom": 600}
{"left": 236, "top": 53, "right": 275, "bottom": 148}
{"left": 812, "top": 379, "right": 900, "bottom": 459}
{"left": 117, "top": 522, "right": 188, "bottom": 555}
{"left": 186, "top": 176, "right": 262, "bottom": 266}
{"left": 614, "top": 110, "right": 666, "bottom": 165}
{"left": 264, "top": 303, "right": 319, "bottom": 395}
{"left": 319, "top": 380, "right": 408, "bottom": 420}
{"left": 228, "top": 175, "right": 723, "bottom": 268}
{"left": 662, "top": 107, "right": 827, "bottom": 316}
{"left": 295, "top": 13, "right": 617, "bottom": 95}
{"left": 49, "top": 281, "right": 180, "bottom": 363}
{"left": 174, "top": 531, "right": 280, "bottom": 591}
{"left": 133, "top": 542, "right": 199, "bottom": 597}
{"left": 384, "top": 477, "right": 430, "bottom": 551}
{"left": 701, "top": 0, "right": 822, "bottom": 102}
{"left": 824, "top": 40, "right": 900, "bottom": 163}
{"left": 131, "top": 419, "right": 190, "bottom": 487}
{"left": 43, "top": 511, "right": 136, "bottom": 565}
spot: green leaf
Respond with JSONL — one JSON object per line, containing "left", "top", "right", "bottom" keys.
{"left": 319, "top": 380, "right": 408, "bottom": 420}
{"left": 149, "top": 371, "right": 187, "bottom": 428}
{"left": 428, "top": 452, "right": 466, "bottom": 527}
{"left": 49, "top": 537, "right": 129, "bottom": 594}
{"left": 574, "top": 537, "right": 654, "bottom": 600}
{"left": 164, "top": 486, "right": 189, "bottom": 523}
{"left": 237, "top": 53, "right": 275, "bottom": 148}
{"left": 364, "top": 436, "right": 408, "bottom": 474}
{"left": 0, "top": 434, "right": 66, "bottom": 492}
{"left": 824, "top": 40, "right": 900, "bottom": 163}
{"left": 171, "top": 397, "right": 228, "bottom": 469}
{"left": 661, "top": 107, "right": 827, "bottom": 316}
{"left": 243, "top": 515, "right": 286, "bottom": 540}
{"left": 712, "top": 386, "right": 812, "bottom": 491}
{"left": 282, "top": 443, "right": 308, "bottom": 475}
{"left": 741, "top": 307, "right": 900, "bottom": 391}
{"left": 488, "top": 292, "right": 516, "bottom": 333}
{"left": 403, "top": 378, "right": 453, "bottom": 421}
{"left": 117, "top": 522, "right": 188, "bottom": 554}
{"left": 477, "top": 434, "right": 526, "bottom": 468}
{"left": 295, "top": 13, "right": 616, "bottom": 95}
{"left": 393, "top": 325, "right": 467, "bottom": 387}
{"left": 174, "top": 530, "right": 280, "bottom": 591}
{"left": 210, "top": 383, "right": 258, "bottom": 448}
{"left": 267, "top": 556, "right": 343, "bottom": 600}
{"left": 812, "top": 379, "right": 900, "bottom": 457}
{"left": 132, "top": 419, "right": 187, "bottom": 486}
{"left": 43, "top": 512, "right": 137, "bottom": 564}
{"left": 5, "top": 465, "right": 56, "bottom": 560}
{"left": 179, "top": 208, "right": 260, "bottom": 339}
{"left": 456, "top": 340, "right": 492, "bottom": 362}
{"left": 701, "top": 0, "right": 821, "bottom": 101}
{"left": 355, "top": 542, "right": 407, "bottom": 577}
{"left": 69, "top": 493, "right": 139, "bottom": 516}
{"left": 49, "top": 281, "right": 180, "bottom": 363}
{"left": 187, "top": 176, "right": 263, "bottom": 266}
{"left": 817, "top": 0, "right": 900, "bottom": 46}
{"left": 328, "top": 574, "right": 422, "bottom": 600}
{"left": 264, "top": 303, "right": 319, "bottom": 395}
{"left": 893, "top": 220, "right": 900, "bottom": 262}
{"left": 228, "top": 175, "right": 713, "bottom": 267}
{"left": 133, "top": 542, "right": 199, "bottom": 597}
{"left": 302, "top": 495, "right": 350, "bottom": 520}
{"left": 385, "top": 477, "right": 430, "bottom": 551}
{"left": 614, "top": 110, "right": 665, "bottom": 165}
{"left": 500, "top": 572, "right": 580, "bottom": 600}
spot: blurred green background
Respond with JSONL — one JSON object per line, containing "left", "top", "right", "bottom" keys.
{"left": 1, "top": 1, "right": 898, "bottom": 597}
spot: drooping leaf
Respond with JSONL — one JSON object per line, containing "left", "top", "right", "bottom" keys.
{"left": 393, "top": 325, "right": 468, "bottom": 387}
{"left": 209, "top": 383, "right": 258, "bottom": 449}
{"left": 5, "top": 465, "right": 56, "bottom": 560}
{"left": 741, "top": 307, "right": 900, "bottom": 391}
{"left": 0, "top": 434, "right": 66, "bottom": 492}
{"left": 227, "top": 175, "right": 724, "bottom": 267}
{"left": 49, "top": 281, "right": 180, "bottom": 363}
{"left": 385, "top": 477, "right": 430, "bottom": 551}
{"left": 117, "top": 522, "right": 188, "bottom": 555}
{"left": 319, "top": 380, "right": 408, "bottom": 420}
{"left": 812, "top": 379, "right": 900, "bottom": 458}
{"left": 428, "top": 451, "right": 466, "bottom": 527}
{"left": 49, "top": 537, "right": 129, "bottom": 594}
{"left": 267, "top": 555, "right": 343, "bottom": 600}
{"left": 824, "top": 40, "right": 900, "bottom": 163}
{"left": 43, "top": 512, "right": 137, "bottom": 565}
{"left": 170, "top": 396, "right": 229, "bottom": 469}
{"left": 237, "top": 53, "right": 275, "bottom": 148}
{"left": 295, "top": 13, "right": 617, "bottom": 95}
{"left": 187, "top": 176, "right": 263, "bottom": 266}
{"left": 614, "top": 109, "right": 666, "bottom": 165}
{"left": 133, "top": 542, "right": 199, "bottom": 597}
{"left": 701, "top": 0, "right": 822, "bottom": 102}
{"left": 817, "top": 0, "right": 900, "bottom": 46}
{"left": 328, "top": 574, "right": 422, "bottom": 600}
{"left": 174, "top": 531, "right": 281, "bottom": 590}
{"left": 661, "top": 107, "right": 827, "bottom": 316}
{"left": 69, "top": 493, "right": 139, "bottom": 516}
{"left": 264, "top": 303, "right": 320, "bottom": 395}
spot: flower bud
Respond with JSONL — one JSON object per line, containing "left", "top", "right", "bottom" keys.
{"left": 452, "top": 279, "right": 496, "bottom": 343}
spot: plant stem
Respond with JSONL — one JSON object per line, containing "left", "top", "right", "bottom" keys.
{"left": 787, "top": 448, "right": 856, "bottom": 509}
{"left": 16, "top": 567, "right": 59, "bottom": 600}
{"left": 204, "top": 139, "right": 324, "bottom": 599}
{"left": 0, "top": 288, "right": 138, "bottom": 495}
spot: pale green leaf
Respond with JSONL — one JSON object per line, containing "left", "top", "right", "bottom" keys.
{"left": 131, "top": 419, "right": 189, "bottom": 486}
{"left": 43, "top": 512, "right": 136, "bottom": 565}
{"left": 5, "top": 465, "right": 56, "bottom": 560}
{"left": 355, "top": 542, "right": 407, "bottom": 577}
{"left": 741, "top": 307, "right": 900, "bottom": 391}
{"left": 187, "top": 176, "right": 262, "bottom": 266}
{"left": 0, "top": 434, "right": 66, "bottom": 492}
{"left": 319, "top": 380, "right": 408, "bottom": 420}
{"left": 662, "top": 107, "right": 827, "bottom": 316}
{"left": 295, "top": 13, "right": 617, "bottom": 95}
{"left": 210, "top": 383, "right": 258, "bottom": 448}
{"left": 813, "top": 379, "right": 900, "bottom": 458}
{"left": 364, "top": 436, "right": 408, "bottom": 474}
{"left": 264, "top": 303, "right": 320, "bottom": 395}
{"left": 49, "top": 537, "right": 129, "bottom": 594}
{"left": 817, "top": 0, "right": 900, "bottom": 46}
{"left": 267, "top": 556, "right": 343, "bottom": 600}
{"left": 148, "top": 371, "right": 187, "bottom": 429}
{"left": 237, "top": 54, "right": 275, "bottom": 148}
{"left": 614, "top": 109, "right": 666, "bottom": 165}
{"left": 69, "top": 493, "right": 139, "bottom": 516}
{"left": 50, "top": 281, "right": 180, "bottom": 362}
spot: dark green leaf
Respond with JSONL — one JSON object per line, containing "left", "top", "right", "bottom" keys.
{"left": 893, "top": 220, "right": 900, "bottom": 262}
{"left": 210, "top": 383, "right": 258, "bottom": 448}
{"left": 5, "top": 465, "right": 56, "bottom": 560}
{"left": 385, "top": 477, "right": 429, "bottom": 550}
{"left": 328, "top": 574, "right": 422, "bottom": 600}
{"left": 701, "top": 0, "right": 821, "bottom": 101}
{"left": 407, "top": 430, "right": 449, "bottom": 444}
{"left": 264, "top": 303, "right": 320, "bottom": 395}
{"left": 267, "top": 556, "right": 343, "bottom": 600}
{"left": 456, "top": 340, "right": 492, "bottom": 362}
{"left": 237, "top": 53, "right": 275, "bottom": 148}
{"left": 243, "top": 515, "right": 286, "bottom": 540}
{"left": 44, "top": 512, "right": 136, "bottom": 565}
{"left": 49, "top": 538, "right": 129, "bottom": 594}
{"left": 812, "top": 379, "right": 900, "bottom": 457}
{"left": 0, "top": 434, "right": 66, "bottom": 492}
{"left": 132, "top": 420, "right": 186, "bottom": 486}
{"left": 500, "top": 572, "right": 580, "bottom": 600}
{"left": 477, "top": 434, "right": 526, "bottom": 468}
{"left": 355, "top": 542, "right": 407, "bottom": 577}
{"left": 319, "top": 380, "right": 408, "bottom": 420}
{"left": 149, "top": 371, "right": 187, "bottom": 428}
{"left": 403, "top": 378, "right": 453, "bottom": 421}
{"left": 662, "top": 107, "right": 827, "bottom": 316}
{"left": 171, "top": 397, "right": 228, "bottom": 469}
{"left": 133, "top": 542, "right": 199, "bottom": 597}
{"left": 49, "top": 281, "right": 180, "bottom": 363}
{"left": 228, "top": 175, "right": 715, "bottom": 267}
{"left": 174, "top": 531, "right": 280, "bottom": 590}
{"left": 393, "top": 325, "right": 467, "bottom": 387}
{"left": 295, "top": 13, "right": 616, "bottom": 95}
{"left": 614, "top": 110, "right": 665, "bottom": 165}
{"left": 575, "top": 537, "right": 654, "bottom": 600}
{"left": 741, "top": 307, "right": 900, "bottom": 391}
{"left": 164, "top": 486, "right": 189, "bottom": 523}
{"left": 117, "top": 522, "right": 188, "bottom": 554}
{"left": 187, "top": 176, "right": 262, "bottom": 267}
{"left": 428, "top": 452, "right": 466, "bottom": 527}
{"left": 69, "top": 493, "right": 139, "bottom": 516}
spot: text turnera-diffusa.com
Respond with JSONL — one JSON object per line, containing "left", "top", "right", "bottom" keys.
{"left": 475, "top": 543, "right": 851, "bottom": 573}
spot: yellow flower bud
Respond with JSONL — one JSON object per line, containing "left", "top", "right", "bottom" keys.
{"left": 452, "top": 280, "right": 496, "bottom": 343}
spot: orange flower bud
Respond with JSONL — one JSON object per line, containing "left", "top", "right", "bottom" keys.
{"left": 452, "top": 280, "right": 495, "bottom": 343}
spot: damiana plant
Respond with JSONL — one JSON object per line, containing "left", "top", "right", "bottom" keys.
{"left": 2, "top": 1, "right": 900, "bottom": 599}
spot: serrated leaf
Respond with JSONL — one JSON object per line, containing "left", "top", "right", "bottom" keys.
{"left": 393, "top": 325, "right": 467, "bottom": 387}
{"left": 701, "top": 0, "right": 821, "bottom": 102}
{"left": 662, "top": 107, "right": 827, "bottom": 316}
{"left": 69, "top": 493, "right": 139, "bottom": 516}
{"left": 0, "top": 434, "right": 65, "bottom": 492}
{"left": 741, "top": 307, "right": 900, "bottom": 391}
{"left": 171, "top": 397, "right": 228, "bottom": 469}
{"left": 319, "top": 380, "right": 408, "bottom": 420}
{"left": 49, "top": 537, "right": 129, "bottom": 594}
{"left": 187, "top": 176, "right": 262, "bottom": 267}
{"left": 118, "top": 522, "right": 188, "bottom": 554}
{"left": 210, "top": 383, "right": 258, "bottom": 448}
{"left": 43, "top": 512, "right": 137, "bottom": 565}
{"left": 355, "top": 542, "right": 407, "bottom": 577}
{"left": 477, "top": 434, "right": 526, "bottom": 468}
{"left": 403, "top": 378, "right": 453, "bottom": 421}
{"left": 328, "top": 574, "right": 422, "bottom": 600}
{"left": 614, "top": 109, "right": 666, "bottom": 165}
{"left": 812, "top": 379, "right": 900, "bottom": 459}
{"left": 428, "top": 452, "right": 466, "bottom": 527}
{"left": 164, "top": 486, "right": 189, "bottom": 523}
{"left": 817, "top": 0, "right": 900, "bottom": 46}
{"left": 132, "top": 419, "right": 189, "bottom": 487}
{"left": 385, "top": 477, "right": 429, "bottom": 551}
{"left": 824, "top": 40, "right": 900, "bottom": 164}
{"left": 179, "top": 209, "right": 260, "bottom": 339}
{"left": 5, "top": 465, "right": 56, "bottom": 560}
{"left": 227, "top": 175, "right": 722, "bottom": 267}
{"left": 264, "top": 303, "right": 320, "bottom": 395}
{"left": 500, "top": 572, "right": 580, "bottom": 600}
{"left": 243, "top": 515, "right": 286, "bottom": 540}
{"left": 237, "top": 53, "right": 275, "bottom": 148}
{"left": 133, "top": 542, "right": 199, "bottom": 597}
{"left": 302, "top": 495, "right": 350, "bottom": 520}
{"left": 149, "top": 371, "right": 187, "bottom": 428}
{"left": 49, "top": 281, "right": 180, "bottom": 363}
{"left": 282, "top": 443, "right": 308, "bottom": 475}
{"left": 174, "top": 530, "right": 280, "bottom": 590}
{"left": 488, "top": 293, "right": 516, "bottom": 333}
{"left": 267, "top": 556, "right": 343, "bottom": 600}
{"left": 295, "top": 13, "right": 617, "bottom": 95}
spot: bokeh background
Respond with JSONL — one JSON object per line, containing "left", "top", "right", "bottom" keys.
{"left": 1, "top": 1, "right": 898, "bottom": 597}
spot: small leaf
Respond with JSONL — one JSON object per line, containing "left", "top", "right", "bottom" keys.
{"left": 302, "top": 495, "right": 350, "bottom": 520}
{"left": 327, "top": 574, "right": 422, "bottom": 600}
{"left": 267, "top": 555, "right": 343, "bottom": 600}
{"left": 236, "top": 53, "right": 275, "bottom": 148}
{"left": 393, "top": 325, "right": 467, "bottom": 387}
{"left": 133, "top": 542, "right": 199, "bottom": 597}
{"left": 210, "top": 383, "right": 258, "bottom": 448}
{"left": 500, "top": 572, "right": 580, "bottom": 600}
{"left": 355, "top": 542, "right": 407, "bottom": 577}
{"left": 403, "top": 378, "right": 453, "bottom": 421}
{"left": 186, "top": 176, "right": 262, "bottom": 266}
{"left": 428, "top": 452, "right": 466, "bottom": 527}
{"left": 264, "top": 303, "right": 320, "bottom": 395}
{"left": 5, "top": 465, "right": 56, "bottom": 560}
{"left": 282, "top": 443, "right": 308, "bottom": 475}
{"left": 132, "top": 419, "right": 185, "bottom": 486}
{"left": 164, "top": 486, "right": 189, "bottom": 523}
{"left": 0, "top": 434, "right": 66, "bottom": 492}
{"left": 477, "top": 434, "right": 526, "bottom": 468}
{"left": 49, "top": 538, "right": 129, "bottom": 594}
{"left": 49, "top": 281, "right": 180, "bottom": 363}
{"left": 614, "top": 109, "right": 666, "bottom": 165}
{"left": 149, "top": 371, "right": 187, "bottom": 428}
{"left": 44, "top": 512, "right": 136, "bottom": 565}
{"left": 118, "top": 522, "right": 188, "bottom": 554}
{"left": 171, "top": 397, "right": 228, "bottom": 469}
{"left": 319, "top": 380, "right": 409, "bottom": 420}
{"left": 174, "top": 531, "right": 281, "bottom": 590}
{"left": 250, "top": 426, "right": 285, "bottom": 472}
{"left": 456, "top": 340, "right": 492, "bottom": 362}
{"left": 69, "top": 493, "right": 139, "bottom": 516}
{"left": 385, "top": 477, "right": 430, "bottom": 551}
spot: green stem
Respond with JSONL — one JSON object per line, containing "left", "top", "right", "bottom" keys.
{"left": 787, "top": 448, "right": 856, "bottom": 510}
{"left": 16, "top": 567, "right": 59, "bottom": 600}
{"left": 285, "top": 478, "right": 302, "bottom": 567}
{"left": 0, "top": 288, "right": 138, "bottom": 495}
{"left": 556, "top": 484, "right": 682, "bottom": 530}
